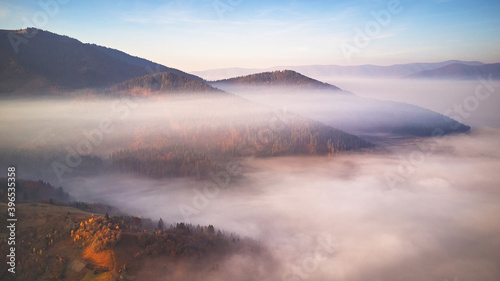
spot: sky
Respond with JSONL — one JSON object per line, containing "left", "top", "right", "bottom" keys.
{"left": 1, "top": 0, "right": 499, "bottom": 71}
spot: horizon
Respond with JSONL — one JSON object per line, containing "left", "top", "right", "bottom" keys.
{"left": 1, "top": 0, "right": 500, "bottom": 71}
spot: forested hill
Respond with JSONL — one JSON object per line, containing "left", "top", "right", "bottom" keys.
{"left": 0, "top": 28, "right": 203, "bottom": 94}
{"left": 211, "top": 70, "right": 348, "bottom": 93}
{"left": 0, "top": 179, "right": 272, "bottom": 281}
{"left": 109, "top": 72, "right": 224, "bottom": 95}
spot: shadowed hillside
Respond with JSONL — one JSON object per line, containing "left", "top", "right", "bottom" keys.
{"left": 109, "top": 72, "right": 223, "bottom": 96}
{"left": 0, "top": 179, "right": 275, "bottom": 281}
{"left": 211, "top": 70, "right": 349, "bottom": 93}
{"left": 0, "top": 28, "right": 202, "bottom": 94}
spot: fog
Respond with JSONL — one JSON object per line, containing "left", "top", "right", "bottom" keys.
{"left": 212, "top": 79, "right": 500, "bottom": 140}
{"left": 60, "top": 127, "right": 500, "bottom": 281}
{"left": 0, "top": 95, "right": 270, "bottom": 152}
{"left": 329, "top": 78, "right": 500, "bottom": 129}
{"left": 1, "top": 79, "right": 499, "bottom": 280}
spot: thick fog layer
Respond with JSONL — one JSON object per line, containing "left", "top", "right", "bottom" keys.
{"left": 1, "top": 79, "right": 499, "bottom": 280}
{"left": 63, "top": 128, "right": 500, "bottom": 281}
{"left": 329, "top": 78, "right": 500, "bottom": 129}
{"left": 214, "top": 79, "right": 500, "bottom": 138}
{"left": 0, "top": 96, "right": 269, "bottom": 152}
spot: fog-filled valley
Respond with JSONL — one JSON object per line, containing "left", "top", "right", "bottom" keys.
{"left": 63, "top": 128, "right": 500, "bottom": 281}
{"left": 330, "top": 78, "right": 500, "bottom": 129}
{"left": 215, "top": 78, "right": 499, "bottom": 137}
{"left": 1, "top": 78, "right": 499, "bottom": 280}
{"left": 2, "top": 0, "right": 500, "bottom": 277}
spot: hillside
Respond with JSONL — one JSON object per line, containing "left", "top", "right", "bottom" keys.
{"left": 211, "top": 70, "right": 348, "bottom": 93}
{"left": 0, "top": 179, "right": 273, "bottom": 281}
{"left": 0, "top": 28, "right": 202, "bottom": 94}
{"left": 0, "top": 177, "right": 69, "bottom": 202}
{"left": 0, "top": 105, "right": 376, "bottom": 183}
{"left": 210, "top": 72, "right": 471, "bottom": 138}
{"left": 406, "top": 63, "right": 500, "bottom": 80}
{"left": 90, "top": 44, "right": 203, "bottom": 82}
{"left": 109, "top": 72, "right": 223, "bottom": 96}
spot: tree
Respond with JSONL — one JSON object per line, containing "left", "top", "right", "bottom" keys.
{"left": 158, "top": 218, "right": 165, "bottom": 231}
{"left": 207, "top": 225, "right": 215, "bottom": 234}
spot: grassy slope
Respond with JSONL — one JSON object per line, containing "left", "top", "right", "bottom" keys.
{"left": 0, "top": 202, "right": 266, "bottom": 281}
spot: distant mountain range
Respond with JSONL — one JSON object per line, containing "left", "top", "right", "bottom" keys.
{"left": 191, "top": 61, "right": 498, "bottom": 81}
{"left": 406, "top": 63, "right": 500, "bottom": 80}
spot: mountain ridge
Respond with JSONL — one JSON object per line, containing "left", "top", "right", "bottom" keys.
{"left": 406, "top": 63, "right": 500, "bottom": 80}
{"left": 210, "top": 70, "right": 349, "bottom": 94}
{"left": 191, "top": 61, "right": 486, "bottom": 81}
{"left": 0, "top": 28, "right": 204, "bottom": 94}
{"left": 109, "top": 72, "right": 224, "bottom": 96}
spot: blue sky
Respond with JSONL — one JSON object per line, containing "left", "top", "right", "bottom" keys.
{"left": 1, "top": 0, "right": 499, "bottom": 71}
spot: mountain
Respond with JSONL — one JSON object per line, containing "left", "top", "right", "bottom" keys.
{"left": 287, "top": 61, "right": 485, "bottom": 79}
{"left": 210, "top": 70, "right": 349, "bottom": 94}
{"left": 212, "top": 71, "right": 471, "bottom": 139}
{"left": 0, "top": 178, "right": 272, "bottom": 281}
{"left": 406, "top": 63, "right": 500, "bottom": 80}
{"left": 0, "top": 28, "right": 471, "bottom": 185}
{"left": 191, "top": 61, "right": 485, "bottom": 81}
{"left": 110, "top": 72, "right": 223, "bottom": 96}
{"left": 90, "top": 44, "right": 203, "bottom": 82}
{"left": 0, "top": 28, "right": 202, "bottom": 94}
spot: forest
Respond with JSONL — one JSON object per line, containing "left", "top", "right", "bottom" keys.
{"left": 0, "top": 178, "right": 269, "bottom": 281}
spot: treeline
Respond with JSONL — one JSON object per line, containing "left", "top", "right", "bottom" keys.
{"left": 0, "top": 177, "right": 69, "bottom": 203}
{"left": 136, "top": 222, "right": 236, "bottom": 257}
{"left": 0, "top": 178, "right": 123, "bottom": 216}
{"left": 214, "top": 70, "right": 341, "bottom": 90}
{"left": 0, "top": 106, "right": 375, "bottom": 182}
{"left": 110, "top": 72, "right": 222, "bottom": 94}
{"left": 0, "top": 148, "right": 103, "bottom": 182}
{"left": 111, "top": 145, "right": 220, "bottom": 179}
{"left": 73, "top": 214, "right": 257, "bottom": 263}
{"left": 108, "top": 114, "right": 374, "bottom": 179}
{"left": 150, "top": 115, "right": 375, "bottom": 158}
{"left": 68, "top": 201, "right": 117, "bottom": 215}
{"left": 110, "top": 119, "right": 374, "bottom": 179}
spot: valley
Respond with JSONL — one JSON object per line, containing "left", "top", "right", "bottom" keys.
{"left": 1, "top": 23, "right": 499, "bottom": 281}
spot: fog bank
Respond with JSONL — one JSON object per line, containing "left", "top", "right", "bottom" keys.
{"left": 64, "top": 128, "right": 500, "bottom": 281}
